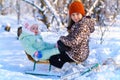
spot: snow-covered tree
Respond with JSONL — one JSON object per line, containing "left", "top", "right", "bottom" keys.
{"left": 0, "top": 0, "right": 119, "bottom": 30}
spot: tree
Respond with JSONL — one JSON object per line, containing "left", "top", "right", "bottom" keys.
{"left": 16, "top": 0, "right": 20, "bottom": 24}
{"left": 0, "top": 0, "right": 119, "bottom": 31}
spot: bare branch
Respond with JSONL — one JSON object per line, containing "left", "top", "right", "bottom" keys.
{"left": 22, "top": 0, "right": 45, "bottom": 11}
{"left": 43, "top": 0, "right": 63, "bottom": 27}
{"left": 86, "top": 0, "right": 99, "bottom": 16}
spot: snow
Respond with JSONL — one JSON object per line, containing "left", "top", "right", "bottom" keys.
{"left": 0, "top": 14, "right": 120, "bottom": 80}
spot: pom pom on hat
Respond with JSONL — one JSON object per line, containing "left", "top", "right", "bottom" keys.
{"left": 24, "top": 22, "right": 30, "bottom": 30}
{"left": 22, "top": 20, "right": 39, "bottom": 30}
{"left": 22, "top": 20, "right": 39, "bottom": 34}
{"left": 69, "top": 1, "right": 85, "bottom": 16}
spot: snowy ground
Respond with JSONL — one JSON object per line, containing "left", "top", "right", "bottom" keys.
{"left": 0, "top": 15, "right": 120, "bottom": 80}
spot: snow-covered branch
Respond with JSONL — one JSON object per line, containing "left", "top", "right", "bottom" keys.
{"left": 22, "top": 0, "right": 45, "bottom": 11}
{"left": 44, "top": 0, "right": 63, "bottom": 27}
{"left": 86, "top": 0, "right": 99, "bottom": 16}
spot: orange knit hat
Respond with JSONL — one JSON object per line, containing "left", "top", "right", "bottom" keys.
{"left": 69, "top": 1, "right": 85, "bottom": 16}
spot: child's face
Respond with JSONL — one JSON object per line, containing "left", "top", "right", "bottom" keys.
{"left": 71, "top": 13, "right": 83, "bottom": 23}
{"left": 30, "top": 24, "right": 39, "bottom": 35}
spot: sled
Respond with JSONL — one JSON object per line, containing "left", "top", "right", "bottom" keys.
{"left": 24, "top": 52, "right": 55, "bottom": 77}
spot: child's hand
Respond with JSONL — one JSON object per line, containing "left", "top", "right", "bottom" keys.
{"left": 33, "top": 51, "right": 42, "bottom": 61}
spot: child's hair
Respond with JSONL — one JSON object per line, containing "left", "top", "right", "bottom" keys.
{"left": 67, "top": 18, "right": 75, "bottom": 33}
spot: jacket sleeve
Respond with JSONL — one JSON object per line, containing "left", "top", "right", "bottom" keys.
{"left": 86, "top": 17, "right": 95, "bottom": 33}
{"left": 44, "top": 42, "right": 55, "bottom": 49}
{"left": 60, "top": 19, "right": 92, "bottom": 47}
{"left": 20, "top": 35, "right": 37, "bottom": 56}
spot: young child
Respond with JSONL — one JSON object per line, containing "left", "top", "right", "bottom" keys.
{"left": 19, "top": 21, "right": 59, "bottom": 61}
{"left": 49, "top": 1, "right": 95, "bottom": 69}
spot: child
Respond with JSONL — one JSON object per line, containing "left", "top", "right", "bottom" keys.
{"left": 49, "top": 1, "right": 95, "bottom": 69}
{"left": 19, "top": 21, "right": 59, "bottom": 61}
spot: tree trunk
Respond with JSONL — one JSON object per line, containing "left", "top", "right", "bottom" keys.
{"left": 16, "top": 0, "right": 20, "bottom": 24}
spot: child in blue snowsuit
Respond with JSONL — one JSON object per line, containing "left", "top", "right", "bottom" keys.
{"left": 19, "top": 22, "right": 59, "bottom": 61}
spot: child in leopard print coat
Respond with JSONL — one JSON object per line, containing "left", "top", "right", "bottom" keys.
{"left": 49, "top": 1, "right": 95, "bottom": 69}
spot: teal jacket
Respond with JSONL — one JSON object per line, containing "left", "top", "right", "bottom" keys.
{"left": 19, "top": 31, "right": 59, "bottom": 60}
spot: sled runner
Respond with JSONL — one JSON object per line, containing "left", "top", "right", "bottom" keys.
{"left": 25, "top": 70, "right": 61, "bottom": 77}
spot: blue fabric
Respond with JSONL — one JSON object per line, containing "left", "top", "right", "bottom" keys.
{"left": 37, "top": 51, "right": 42, "bottom": 58}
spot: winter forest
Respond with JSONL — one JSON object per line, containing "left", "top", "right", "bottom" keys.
{"left": 0, "top": 0, "right": 120, "bottom": 30}
{"left": 0, "top": 0, "right": 120, "bottom": 80}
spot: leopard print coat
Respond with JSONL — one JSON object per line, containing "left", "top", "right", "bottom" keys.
{"left": 59, "top": 16, "right": 95, "bottom": 63}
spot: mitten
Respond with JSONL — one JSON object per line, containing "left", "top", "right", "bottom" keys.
{"left": 38, "top": 51, "right": 42, "bottom": 58}
{"left": 33, "top": 51, "right": 42, "bottom": 61}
